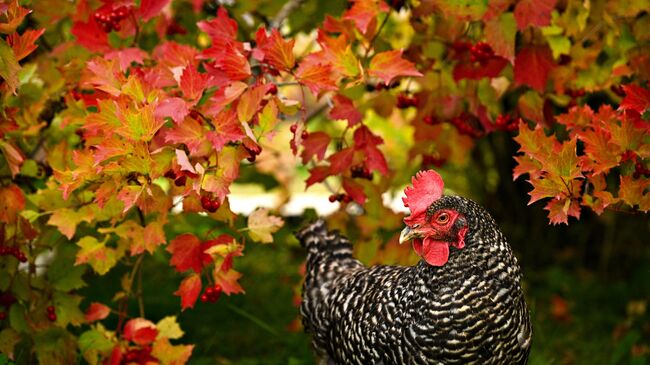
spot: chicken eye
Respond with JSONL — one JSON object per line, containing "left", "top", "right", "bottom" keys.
{"left": 436, "top": 212, "right": 449, "bottom": 224}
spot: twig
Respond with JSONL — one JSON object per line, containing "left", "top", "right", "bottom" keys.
{"left": 270, "top": 0, "right": 305, "bottom": 29}
{"left": 364, "top": 11, "right": 392, "bottom": 58}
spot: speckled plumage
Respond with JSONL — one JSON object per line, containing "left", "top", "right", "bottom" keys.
{"left": 297, "top": 196, "right": 531, "bottom": 365}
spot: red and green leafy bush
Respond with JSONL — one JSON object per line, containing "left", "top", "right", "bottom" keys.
{"left": 0, "top": 0, "right": 648, "bottom": 363}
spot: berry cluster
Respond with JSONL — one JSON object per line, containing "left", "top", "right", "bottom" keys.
{"left": 450, "top": 113, "right": 483, "bottom": 138}
{"left": 634, "top": 161, "right": 650, "bottom": 179}
{"left": 0, "top": 245, "right": 27, "bottom": 262}
{"left": 122, "top": 346, "right": 156, "bottom": 364}
{"left": 350, "top": 165, "right": 372, "bottom": 180}
{"left": 93, "top": 6, "right": 129, "bottom": 33}
{"left": 328, "top": 194, "right": 352, "bottom": 203}
{"left": 200, "top": 284, "right": 222, "bottom": 303}
{"left": 200, "top": 194, "right": 221, "bottom": 213}
{"left": 494, "top": 114, "right": 518, "bottom": 132}
{"left": 46, "top": 305, "right": 56, "bottom": 322}
{"left": 164, "top": 170, "right": 187, "bottom": 187}
{"left": 396, "top": 94, "right": 418, "bottom": 109}
{"left": 289, "top": 124, "right": 309, "bottom": 139}
{"left": 469, "top": 42, "right": 494, "bottom": 65}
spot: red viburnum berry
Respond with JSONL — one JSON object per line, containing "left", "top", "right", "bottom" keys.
{"left": 290, "top": 124, "right": 297, "bottom": 133}
{"left": 328, "top": 194, "right": 338, "bottom": 203}
{"left": 47, "top": 312, "right": 57, "bottom": 322}
{"left": 267, "top": 84, "right": 278, "bottom": 95}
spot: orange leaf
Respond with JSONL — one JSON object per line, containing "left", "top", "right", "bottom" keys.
{"left": 174, "top": 273, "right": 202, "bottom": 311}
{"left": 85, "top": 302, "right": 110, "bottom": 322}
{"left": 295, "top": 59, "right": 338, "bottom": 96}
{"left": 213, "top": 268, "right": 244, "bottom": 295}
{"left": 342, "top": 0, "right": 389, "bottom": 34}
{"left": 7, "top": 28, "right": 44, "bottom": 61}
{"left": 255, "top": 27, "right": 295, "bottom": 72}
{"left": 368, "top": 50, "right": 422, "bottom": 85}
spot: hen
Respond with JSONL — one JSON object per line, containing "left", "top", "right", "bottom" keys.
{"left": 297, "top": 170, "right": 531, "bottom": 364}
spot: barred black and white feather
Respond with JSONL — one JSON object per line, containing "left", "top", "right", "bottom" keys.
{"left": 297, "top": 196, "right": 532, "bottom": 365}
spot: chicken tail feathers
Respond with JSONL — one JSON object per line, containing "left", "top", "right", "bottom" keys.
{"left": 296, "top": 220, "right": 354, "bottom": 258}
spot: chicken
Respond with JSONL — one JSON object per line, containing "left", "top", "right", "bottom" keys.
{"left": 297, "top": 170, "right": 531, "bottom": 364}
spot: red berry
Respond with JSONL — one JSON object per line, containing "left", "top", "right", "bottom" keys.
{"left": 267, "top": 84, "right": 278, "bottom": 95}
{"left": 47, "top": 305, "right": 55, "bottom": 313}
{"left": 164, "top": 170, "right": 177, "bottom": 180}
{"left": 200, "top": 294, "right": 208, "bottom": 302}
{"left": 47, "top": 312, "right": 57, "bottom": 322}
{"left": 301, "top": 131, "right": 309, "bottom": 139}
{"left": 290, "top": 124, "right": 297, "bottom": 133}
{"left": 207, "top": 199, "right": 220, "bottom": 213}
{"left": 0, "top": 312, "right": 6, "bottom": 320}
{"left": 328, "top": 195, "right": 337, "bottom": 203}
{"left": 200, "top": 195, "right": 212, "bottom": 210}
{"left": 246, "top": 155, "right": 256, "bottom": 163}
{"left": 205, "top": 287, "right": 214, "bottom": 295}
{"left": 112, "top": 23, "right": 121, "bottom": 31}
{"left": 342, "top": 195, "right": 353, "bottom": 203}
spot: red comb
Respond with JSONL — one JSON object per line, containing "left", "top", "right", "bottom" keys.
{"left": 402, "top": 170, "right": 444, "bottom": 221}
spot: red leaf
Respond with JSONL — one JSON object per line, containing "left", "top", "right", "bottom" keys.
{"left": 197, "top": 7, "right": 237, "bottom": 41}
{"left": 0, "top": 0, "right": 31, "bottom": 34}
{"left": 255, "top": 27, "right": 295, "bottom": 72}
{"left": 213, "top": 269, "right": 244, "bottom": 295}
{"left": 164, "top": 117, "right": 207, "bottom": 156}
{"left": 85, "top": 302, "right": 110, "bottom": 322}
{"left": 365, "top": 145, "right": 389, "bottom": 175}
{"left": 179, "top": 66, "right": 208, "bottom": 104}
{"left": 139, "top": 0, "right": 170, "bottom": 22}
{"left": 514, "top": 0, "right": 557, "bottom": 30}
{"left": 342, "top": 0, "right": 389, "bottom": 33}
{"left": 619, "top": 84, "right": 650, "bottom": 114}
{"left": 117, "top": 185, "right": 144, "bottom": 214}
{"left": 368, "top": 50, "right": 422, "bottom": 85}
{"left": 328, "top": 95, "right": 362, "bottom": 127}
{"left": 167, "top": 233, "right": 209, "bottom": 273}
{"left": 328, "top": 147, "right": 355, "bottom": 174}
{"left": 206, "top": 109, "right": 245, "bottom": 151}
{"left": 154, "top": 97, "right": 190, "bottom": 124}
{"left": 342, "top": 177, "right": 366, "bottom": 205}
{"left": 212, "top": 46, "right": 251, "bottom": 81}
{"left": 174, "top": 273, "right": 202, "bottom": 311}
{"left": 306, "top": 166, "right": 330, "bottom": 187}
{"left": 301, "top": 132, "right": 331, "bottom": 164}
{"left": 123, "top": 318, "right": 158, "bottom": 346}
{"left": 353, "top": 125, "right": 383, "bottom": 148}
{"left": 545, "top": 197, "right": 581, "bottom": 225}
{"left": 105, "top": 48, "right": 147, "bottom": 72}
{"left": 514, "top": 45, "right": 556, "bottom": 92}
{"left": 295, "top": 59, "right": 338, "bottom": 96}
{"left": 71, "top": 17, "right": 111, "bottom": 53}
{"left": 7, "top": 28, "right": 44, "bottom": 61}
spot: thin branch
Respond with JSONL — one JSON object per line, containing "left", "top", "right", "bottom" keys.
{"left": 364, "top": 11, "right": 392, "bottom": 58}
{"left": 270, "top": 0, "right": 305, "bottom": 29}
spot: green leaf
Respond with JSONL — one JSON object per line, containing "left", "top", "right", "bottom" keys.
{"left": 34, "top": 328, "right": 77, "bottom": 365}
{"left": 0, "top": 39, "right": 20, "bottom": 94}
{"left": 9, "top": 304, "right": 29, "bottom": 334}
{"left": 0, "top": 328, "right": 21, "bottom": 356}
{"left": 78, "top": 329, "right": 114, "bottom": 365}
{"left": 47, "top": 244, "right": 87, "bottom": 292}
{"left": 75, "top": 236, "right": 121, "bottom": 275}
{"left": 156, "top": 316, "right": 185, "bottom": 340}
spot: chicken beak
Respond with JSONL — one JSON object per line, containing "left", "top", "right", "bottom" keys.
{"left": 399, "top": 226, "right": 419, "bottom": 244}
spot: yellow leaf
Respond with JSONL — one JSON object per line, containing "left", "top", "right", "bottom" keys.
{"left": 156, "top": 316, "right": 184, "bottom": 340}
{"left": 247, "top": 208, "right": 284, "bottom": 243}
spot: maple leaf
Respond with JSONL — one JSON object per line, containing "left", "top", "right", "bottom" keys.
{"left": 484, "top": 12, "right": 516, "bottom": 62}
{"left": 7, "top": 28, "right": 44, "bottom": 61}
{"left": 85, "top": 302, "right": 110, "bottom": 322}
{"left": 0, "top": 0, "right": 31, "bottom": 34}
{"left": 213, "top": 268, "right": 244, "bottom": 295}
{"left": 328, "top": 147, "right": 355, "bottom": 174}
{"left": 117, "top": 185, "right": 145, "bottom": 214}
{"left": 513, "top": 155, "right": 543, "bottom": 181}
{"left": 315, "top": 32, "right": 361, "bottom": 78}
{"left": 343, "top": 178, "right": 367, "bottom": 204}
{"left": 329, "top": 95, "right": 363, "bottom": 127}
{"left": 236, "top": 85, "right": 265, "bottom": 123}
{"left": 368, "top": 50, "right": 422, "bottom": 85}
{"left": 86, "top": 58, "right": 124, "bottom": 97}
{"left": 0, "top": 39, "right": 20, "bottom": 95}
{"left": 578, "top": 128, "right": 620, "bottom": 175}
{"left": 619, "top": 175, "right": 650, "bottom": 212}
{"left": 206, "top": 109, "right": 245, "bottom": 152}
{"left": 138, "top": 0, "right": 170, "bottom": 21}
{"left": 164, "top": 117, "right": 209, "bottom": 156}
{"left": 167, "top": 233, "right": 211, "bottom": 273}
{"left": 155, "top": 97, "right": 190, "bottom": 124}
{"left": 342, "top": 0, "right": 390, "bottom": 33}
{"left": 527, "top": 175, "right": 569, "bottom": 205}
{"left": 75, "top": 236, "right": 121, "bottom": 275}
{"left": 156, "top": 316, "right": 185, "bottom": 340}
{"left": 619, "top": 84, "right": 650, "bottom": 114}
{"left": 514, "top": 45, "right": 556, "bottom": 92}
{"left": 365, "top": 144, "right": 389, "bottom": 175}
{"left": 556, "top": 105, "right": 595, "bottom": 135}
{"left": 105, "top": 48, "right": 148, "bottom": 72}
{"left": 301, "top": 132, "right": 331, "bottom": 164}
{"left": 545, "top": 197, "right": 581, "bottom": 225}
{"left": 254, "top": 27, "right": 296, "bottom": 72}
{"left": 514, "top": 0, "right": 557, "bottom": 30}
{"left": 70, "top": 16, "right": 111, "bottom": 53}
{"left": 174, "top": 273, "right": 202, "bottom": 311}
{"left": 583, "top": 174, "right": 617, "bottom": 215}
{"left": 295, "top": 59, "right": 338, "bottom": 96}
{"left": 151, "top": 337, "right": 194, "bottom": 365}
{"left": 197, "top": 6, "right": 238, "bottom": 42}
{"left": 247, "top": 208, "right": 284, "bottom": 244}
{"left": 0, "top": 184, "right": 24, "bottom": 224}
{"left": 306, "top": 166, "right": 330, "bottom": 187}
{"left": 179, "top": 66, "right": 208, "bottom": 104}
{"left": 124, "top": 318, "right": 158, "bottom": 346}
{"left": 48, "top": 208, "right": 93, "bottom": 240}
